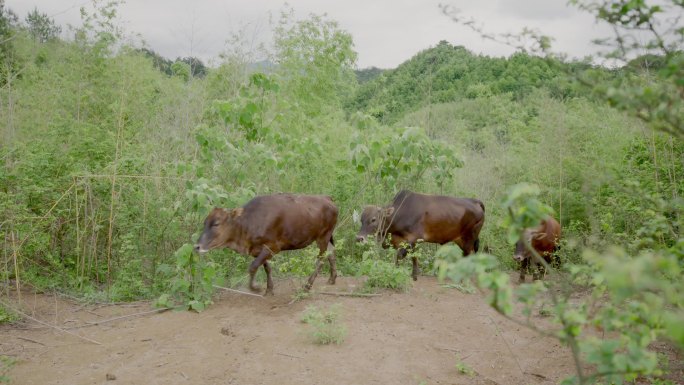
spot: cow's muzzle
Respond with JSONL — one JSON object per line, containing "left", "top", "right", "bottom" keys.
{"left": 356, "top": 235, "right": 366, "bottom": 242}
{"left": 513, "top": 254, "right": 524, "bottom": 262}
{"left": 193, "top": 244, "right": 209, "bottom": 255}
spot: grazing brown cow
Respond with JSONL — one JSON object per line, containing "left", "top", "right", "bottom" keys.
{"left": 356, "top": 190, "right": 485, "bottom": 281}
{"left": 194, "top": 194, "right": 338, "bottom": 295}
{"left": 513, "top": 216, "right": 561, "bottom": 282}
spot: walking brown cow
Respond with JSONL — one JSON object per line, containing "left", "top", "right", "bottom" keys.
{"left": 513, "top": 216, "right": 561, "bottom": 282}
{"left": 194, "top": 194, "right": 338, "bottom": 295}
{"left": 356, "top": 190, "right": 485, "bottom": 281}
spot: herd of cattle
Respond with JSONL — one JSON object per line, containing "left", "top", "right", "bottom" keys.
{"left": 193, "top": 190, "right": 561, "bottom": 295}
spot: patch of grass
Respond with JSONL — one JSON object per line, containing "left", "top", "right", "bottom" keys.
{"left": 290, "top": 289, "right": 311, "bottom": 303}
{"left": 0, "top": 355, "right": 16, "bottom": 383}
{"left": 300, "top": 304, "right": 346, "bottom": 345}
{"left": 455, "top": 360, "right": 475, "bottom": 376}
{"left": 0, "top": 305, "right": 19, "bottom": 324}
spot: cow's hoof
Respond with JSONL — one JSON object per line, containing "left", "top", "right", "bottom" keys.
{"left": 518, "top": 277, "right": 526, "bottom": 284}
{"left": 249, "top": 285, "right": 262, "bottom": 293}
{"left": 265, "top": 288, "right": 274, "bottom": 296}
{"left": 327, "top": 277, "right": 336, "bottom": 285}
{"left": 412, "top": 275, "right": 418, "bottom": 281}
{"left": 302, "top": 284, "right": 312, "bottom": 292}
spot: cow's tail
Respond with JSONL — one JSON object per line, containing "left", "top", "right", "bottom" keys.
{"left": 329, "top": 236, "right": 335, "bottom": 246}
{"left": 474, "top": 238, "right": 480, "bottom": 253}
{"left": 476, "top": 200, "right": 485, "bottom": 213}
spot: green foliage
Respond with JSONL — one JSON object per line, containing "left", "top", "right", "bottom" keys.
{"left": 455, "top": 360, "right": 475, "bottom": 376}
{"left": 156, "top": 243, "right": 217, "bottom": 312}
{"left": 356, "top": 248, "right": 412, "bottom": 292}
{"left": 438, "top": 185, "right": 684, "bottom": 385}
{"left": 300, "top": 304, "right": 347, "bottom": 344}
{"left": 349, "top": 126, "right": 462, "bottom": 188}
{"left": 24, "top": 7, "right": 61, "bottom": 42}
{"left": 348, "top": 41, "right": 579, "bottom": 123}
{"left": 212, "top": 72, "right": 279, "bottom": 141}
{"left": 501, "top": 183, "right": 555, "bottom": 244}
{"left": 0, "top": 305, "right": 18, "bottom": 324}
{"left": 0, "top": 355, "right": 16, "bottom": 383}
{"left": 274, "top": 7, "right": 357, "bottom": 120}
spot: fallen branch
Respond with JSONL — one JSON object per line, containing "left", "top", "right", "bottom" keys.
{"left": 525, "top": 371, "right": 549, "bottom": 380}
{"left": 0, "top": 300, "right": 102, "bottom": 346}
{"left": 67, "top": 308, "right": 170, "bottom": 330}
{"left": 16, "top": 337, "right": 46, "bottom": 346}
{"left": 314, "top": 291, "right": 381, "bottom": 297}
{"left": 276, "top": 352, "right": 303, "bottom": 359}
{"left": 213, "top": 285, "right": 264, "bottom": 298}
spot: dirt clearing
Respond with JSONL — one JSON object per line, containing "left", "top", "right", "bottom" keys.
{"left": 2, "top": 277, "right": 578, "bottom": 385}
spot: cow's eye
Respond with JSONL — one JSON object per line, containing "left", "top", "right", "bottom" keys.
{"left": 371, "top": 218, "right": 376, "bottom": 223}
{"left": 211, "top": 221, "right": 219, "bottom": 227}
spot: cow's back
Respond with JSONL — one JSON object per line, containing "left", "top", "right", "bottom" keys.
{"left": 239, "top": 194, "right": 337, "bottom": 249}
{"left": 388, "top": 191, "right": 484, "bottom": 244}
{"left": 531, "top": 217, "right": 561, "bottom": 255}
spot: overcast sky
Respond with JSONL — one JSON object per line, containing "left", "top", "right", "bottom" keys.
{"left": 6, "top": 0, "right": 610, "bottom": 68}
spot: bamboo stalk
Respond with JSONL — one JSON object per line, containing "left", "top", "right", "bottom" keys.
{"left": 11, "top": 231, "right": 20, "bottom": 305}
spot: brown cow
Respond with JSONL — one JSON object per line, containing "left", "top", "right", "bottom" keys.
{"left": 194, "top": 194, "right": 338, "bottom": 295}
{"left": 356, "top": 190, "right": 485, "bottom": 281}
{"left": 513, "top": 216, "right": 561, "bottom": 282}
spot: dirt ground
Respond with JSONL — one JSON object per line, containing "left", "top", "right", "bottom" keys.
{"left": 0, "top": 276, "right": 671, "bottom": 385}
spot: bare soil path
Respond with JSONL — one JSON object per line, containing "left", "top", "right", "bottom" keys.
{"left": 2, "top": 277, "right": 578, "bottom": 385}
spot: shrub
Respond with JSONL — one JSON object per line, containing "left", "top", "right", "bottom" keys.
{"left": 300, "top": 304, "right": 347, "bottom": 345}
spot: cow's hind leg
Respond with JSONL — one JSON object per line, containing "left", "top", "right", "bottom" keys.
{"left": 249, "top": 248, "right": 271, "bottom": 293}
{"left": 519, "top": 258, "right": 529, "bottom": 283}
{"left": 411, "top": 255, "right": 419, "bottom": 281}
{"left": 304, "top": 239, "right": 333, "bottom": 291}
{"left": 263, "top": 261, "right": 274, "bottom": 296}
{"left": 326, "top": 241, "right": 337, "bottom": 285}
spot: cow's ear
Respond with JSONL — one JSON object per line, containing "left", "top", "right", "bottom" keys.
{"left": 383, "top": 207, "right": 395, "bottom": 217}
{"left": 231, "top": 208, "right": 244, "bottom": 219}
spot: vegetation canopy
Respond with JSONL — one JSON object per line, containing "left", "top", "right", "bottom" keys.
{"left": 0, "top": 1, "right": 681, "bottom": 384}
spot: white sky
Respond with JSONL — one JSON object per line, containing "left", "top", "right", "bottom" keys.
{"left": 6, "top": 0, "right": 610, "bottom": 68}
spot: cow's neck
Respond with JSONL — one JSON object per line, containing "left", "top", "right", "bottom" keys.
{"left": 222, "top": 220, "right": 251, "bottom": 255}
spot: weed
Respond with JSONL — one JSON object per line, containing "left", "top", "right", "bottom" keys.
{"left": 0, "top": 356, "right": 16, "bottom": 383}
{"left": 455, "top": 360, "right": 475, "bottom": 376}
{"left": 0, "top": 305, "right": 18, "bottom": 324}
{"left": 300, "top": 304, "right": 346, "bottom": 345}
{"left": 290, "top": 289, "right": 311, "bottom": 303}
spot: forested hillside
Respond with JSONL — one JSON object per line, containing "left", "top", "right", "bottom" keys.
{"left": 0, "top": 1, "right": 682, "bottom": 383}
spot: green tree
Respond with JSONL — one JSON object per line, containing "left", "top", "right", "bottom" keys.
{"left": 24, "top": 7, "right": 61, "bottom": 43}
{"left": 273, "top": 8, "right": 357, "bottom": 119}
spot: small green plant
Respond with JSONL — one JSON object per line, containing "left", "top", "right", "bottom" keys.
{"left": 0, "top": 305, "right": 19, "bottom": 324}
{"left": 156, "top": 243, "right": 217, "bottom": 312}
{"left": 290, "top": 289, "right": 311, "bottom": 303}
{"left": 0, "top": 356, "right": 16, "bottom": 383}
{"left": 300, "top": 304, "right": 347, "bottom": 345}
{"left": 455, "top": 360, "right": 475, "bottom": 376}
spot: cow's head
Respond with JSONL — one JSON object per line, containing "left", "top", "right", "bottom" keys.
{"left": 355, "top": 205, "right": 394, "bottom": 242}
{"left": 513, "top": 230, "right": 544, "bottom": 262}
{"left": 194, "top": 207, "right": 243, "bottom": 254}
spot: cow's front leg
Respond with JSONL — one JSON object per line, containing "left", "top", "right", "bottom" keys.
{"left": 249, "top": 248, "right": 271, "bottom": 293}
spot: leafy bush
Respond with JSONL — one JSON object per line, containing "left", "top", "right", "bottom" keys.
{"left": 300, "top": 304, "right": 347, "bottom": 345}
{"left": 356, "top": 250, "right": 412, "bottom": 292}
